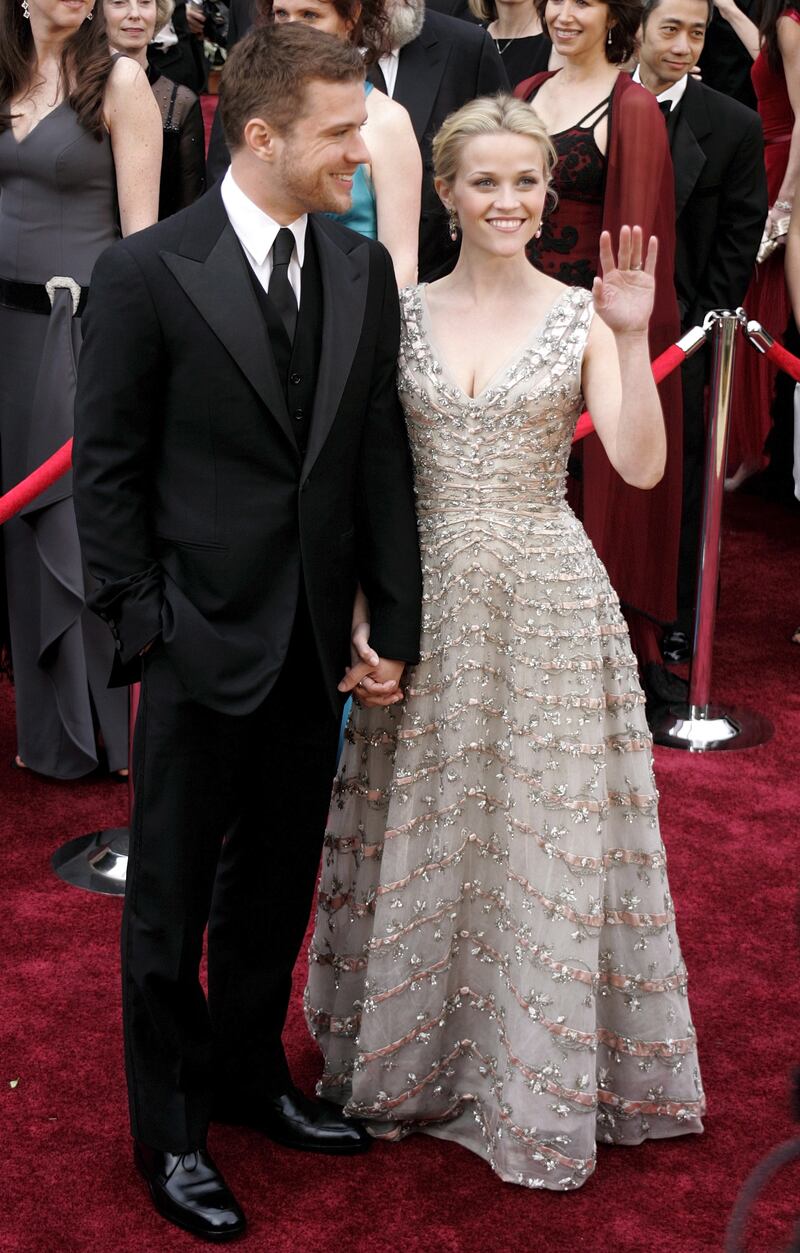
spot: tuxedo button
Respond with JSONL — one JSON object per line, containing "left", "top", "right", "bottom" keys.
{"left": 115, "top": 640, "right": 122, "bottom": 651}
{"left": 290, "top": 372, "right": 301, "bottom": 386}
{"left": 294, "top": 409, "right": 303, "bottom": 420}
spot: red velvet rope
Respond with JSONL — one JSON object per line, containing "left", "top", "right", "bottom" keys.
{"left": 762, "top": 337, "right": 800, "bottom": 383}
{"left": 0, "top": 339, "right": 699, "bottom": 526}
{"left": 0, "top": 438, "right": 73, "bottom": 527}
{"left": 572, "top": 340, "right": 689, "bottom": 443}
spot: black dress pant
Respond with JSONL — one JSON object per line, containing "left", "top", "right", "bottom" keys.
{"left": 122, "top": 599, "right": 341, "bottom": 1151}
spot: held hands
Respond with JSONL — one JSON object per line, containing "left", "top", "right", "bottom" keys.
{"left": 591, "top": 226, "right": 657, "bottom": 338}
{"left": 338, "top": 620, "right": 405, "bottom": 708}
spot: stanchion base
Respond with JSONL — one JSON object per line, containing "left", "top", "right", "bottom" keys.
{"left": 651, "top": 703, "right": 774, "bottom": 752}
{"left": 51, "top": 827, "right": 129, "bottom": 896}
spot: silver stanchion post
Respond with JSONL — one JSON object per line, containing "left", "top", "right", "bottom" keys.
{"left": 51, "top": 681, "right": 138, "bottom": 894}
{"left": 652, "top": 310, "right": 774, "bottom": 752}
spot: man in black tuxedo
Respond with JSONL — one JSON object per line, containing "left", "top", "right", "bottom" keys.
{"left": 206, "top": 0, "right": 508, "bottom": 279}
{"left": 635, "top": 0, "right": 766, "bottom": 659}
{"left": 74, "top": 24, "right": 422, "bottom": 1241}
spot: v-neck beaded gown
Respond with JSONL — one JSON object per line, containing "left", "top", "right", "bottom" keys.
{"left": 305, "top": 284, "right": 705, "bottom": 1190}
{"left": 0, "top": 102, "right": 127, "bottom": 776}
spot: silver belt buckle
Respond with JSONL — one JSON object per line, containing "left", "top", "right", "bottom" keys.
{"left": 45, "top": 275, "right": 82, "bottom": 316}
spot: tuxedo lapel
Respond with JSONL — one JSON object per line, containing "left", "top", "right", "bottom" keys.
{"left": 302, "top": 216, "right": 369, "bottom": 484}
{"left": 393, "top": 21, "right": 450, "bottom": 142}
{"left": 671, "top": 81, "right": 710, "bottom": 220}
{"left": 160, "top": 189, "right": 298, "bottom": 455}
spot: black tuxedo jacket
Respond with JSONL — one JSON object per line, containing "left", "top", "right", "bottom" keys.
{"left": 670, "top": 76, "right": 766, "bottom": 329}
{"left": 393, "top": 10, "right": 509, "bottom": 278}
{"left": 73, "top": 186, "right": 422, "bottom": 716}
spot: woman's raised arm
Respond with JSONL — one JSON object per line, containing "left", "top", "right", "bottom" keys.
{"left": 582, "top": 227, "right": 666, "bottom": 489}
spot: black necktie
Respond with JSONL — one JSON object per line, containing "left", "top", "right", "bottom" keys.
{"left": 268, "top": 227, "right": 298, "bottom": 343}
{"left": 367, "top": 61, "right": 388, "bottom": 94}
{"left": 658, "top": 99, "right": 672, "bottom": 119}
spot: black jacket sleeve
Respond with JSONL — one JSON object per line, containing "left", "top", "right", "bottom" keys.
{"left": 73, "top": 244, "right": 166, "bottom": 673}
{"left": 356, "top": 248, "right": 423, "bottom": 663}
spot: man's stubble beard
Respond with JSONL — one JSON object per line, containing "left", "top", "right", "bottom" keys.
{"left": 279, "top": 148, "right": 350, "bottom": 217}
{"left": 386, "top": 0, "right": 426, "bottom": 48}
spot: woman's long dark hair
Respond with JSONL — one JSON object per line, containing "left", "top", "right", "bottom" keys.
{"left": 0, "top": 0, "right": 113, "bottom": 139}
{"left": 256, "top": 0, "right": 392, "bottom": 63}
{"left": 759, "top": 0, "right": 794, "bottom": 72}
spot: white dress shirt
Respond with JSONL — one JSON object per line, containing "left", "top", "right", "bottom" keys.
{"left": 220, "top": 168, "right": 307, "bottom": 306}
{"left": 632, "top": 65, "right": 689, "bottom": 113}
{"left": 377, "top": 49, "right": 400, "bottom": 98}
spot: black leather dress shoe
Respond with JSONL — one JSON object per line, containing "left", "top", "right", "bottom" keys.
{"left": 661, "top": 629, "right": 692, "bottom": 665}
{"left": 134, "top": 1142, "right": 246, "bottom": 1242}
{"left": 215, "top": 1086, "right": 371, "bottom": 1155}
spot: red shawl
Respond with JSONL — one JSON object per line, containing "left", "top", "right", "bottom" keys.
{"left": 516, "top": 71, "right": 683, "bottom": 625}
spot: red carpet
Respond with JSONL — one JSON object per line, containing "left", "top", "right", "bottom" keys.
{"left": 2, "top": 492, "right": 799, "bottom": 1253}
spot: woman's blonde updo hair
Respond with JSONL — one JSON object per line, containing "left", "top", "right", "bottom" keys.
{"left": 432, "top": 93, "right": 557, "bottom": 189}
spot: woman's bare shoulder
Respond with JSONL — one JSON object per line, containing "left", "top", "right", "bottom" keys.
{"left": 367, "top": 85, "right": 415, "bottom": 137}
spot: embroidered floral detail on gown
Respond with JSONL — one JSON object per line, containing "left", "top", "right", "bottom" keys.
{"left": 305, "top": 284, "right": 705, "bottom": 1190}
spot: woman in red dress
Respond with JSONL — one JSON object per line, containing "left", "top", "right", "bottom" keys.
{"left": 725, "top": 0, "right": 800, "bottom": 484}
{"left": 515, "top": 0, "right": 682, "bottom": 703}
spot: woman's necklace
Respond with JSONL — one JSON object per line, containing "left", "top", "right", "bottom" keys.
{"left": 492, "top": 13, "right": 538, "bottom": 52}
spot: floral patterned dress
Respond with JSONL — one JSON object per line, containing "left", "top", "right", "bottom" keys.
{"left": 304, "top": 284, "right": 705, "bottom": 1191}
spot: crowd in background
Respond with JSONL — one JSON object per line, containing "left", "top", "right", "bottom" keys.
{"left": 0, "top": 0, "right": 798, "bottom": 780}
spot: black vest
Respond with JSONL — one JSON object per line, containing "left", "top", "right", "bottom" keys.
{"left": 243, "top": 228, "right": 323, "bottom": 458}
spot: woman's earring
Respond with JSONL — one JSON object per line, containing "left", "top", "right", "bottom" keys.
{"left": 86, "top": 6, "right": 94, "bottom": 16}
{"left": 534, "top": 225, "right": 542, "bottom": 239}
{"left": 448, "top": 206, "right": 459, "bottom": 242}
{"left": 21, "top": 0, "right": 30, "bottom": 18}
{"left": 607, "top": 28, "right": 612, "bottom": 45}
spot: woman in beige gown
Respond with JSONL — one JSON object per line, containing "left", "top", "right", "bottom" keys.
{"left": 306, "top": 94, "right": 705, "bottom": 1191}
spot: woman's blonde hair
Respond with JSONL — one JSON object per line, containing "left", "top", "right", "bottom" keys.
{"left": 468, "top": 0, "right": 497, "bottom": 20}
{"left": 155, "top": 0, "right": 176, "bottom": 32}
{"left": 432, "top": 93, "right": 556, "bottom": 187}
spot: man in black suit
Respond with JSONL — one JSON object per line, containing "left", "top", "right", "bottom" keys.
{"left": 635, "top": 0, "right": 766, "bottom": 660}
{"left": 74, "top": 24, "right": 422, "bottom": 1241}
{"left": 207, "top": 0, "right": 508, "bottom": 278}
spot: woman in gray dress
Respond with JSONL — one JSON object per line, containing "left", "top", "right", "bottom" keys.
{"left": 308, "top": 95, "right": 704, "bottom": 1190}
{"left": 0, "top": 0, "right": 161, "bottom": 777}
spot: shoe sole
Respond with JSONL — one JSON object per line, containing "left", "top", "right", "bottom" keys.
{"left": 134, "top": 1155, "right": 246, "bottom": 1243}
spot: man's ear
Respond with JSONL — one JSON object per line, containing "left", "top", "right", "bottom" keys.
{"left": 242, "top": 116, "right": 280, "bottom": 162}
